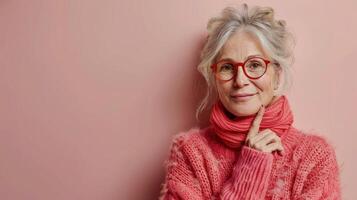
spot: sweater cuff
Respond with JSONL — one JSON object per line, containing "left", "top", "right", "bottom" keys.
{"left": 230, "top": 145, "right": 274, "bottom": 199}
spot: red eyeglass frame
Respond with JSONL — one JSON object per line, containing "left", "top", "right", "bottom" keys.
{"left": 210, "top": 56, "right": 272, "bottom": 81}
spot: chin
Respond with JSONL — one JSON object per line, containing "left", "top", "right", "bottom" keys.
{"left": 220, "top": 94, "right": 261, "bottom": 117}
{"left": 232, "top": 108, "right": 257, "bottom": 117}
{"left": 227, "top": 103, "right": 259, "bottom": 117}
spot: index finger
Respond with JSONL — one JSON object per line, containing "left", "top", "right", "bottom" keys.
{"left": 247, "top": 105, "right": 265, "bottom": 138}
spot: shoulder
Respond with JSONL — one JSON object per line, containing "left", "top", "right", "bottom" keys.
{"left": 166, "top": 126, "right": 210, "bottom": 156}
{"left": 294, "top": 129, "right": 338, "bottom": 165}
{"left": 168, "top": 126, "right": 206, "bottom": 148}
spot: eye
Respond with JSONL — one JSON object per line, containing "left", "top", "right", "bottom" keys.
{"left": 246, "top": 60, "right": 264, "bottom": 71}
{"left": 219, "top": 62, "right": 234, "bottom": 71}
{"left": 250, "top": 62, "right": 262, "bottom": 68}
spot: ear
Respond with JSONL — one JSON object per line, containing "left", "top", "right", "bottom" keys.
{"left": 274, "top": 67, "right": 282, "bottom": 90}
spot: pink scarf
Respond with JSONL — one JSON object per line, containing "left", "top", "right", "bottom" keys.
{"left": 209, "top": 95, "right": 294, "bottom": 149}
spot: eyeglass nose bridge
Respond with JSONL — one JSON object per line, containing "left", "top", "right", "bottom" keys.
{"left": 230, "top": 62, "right": 250, "bottom": 81}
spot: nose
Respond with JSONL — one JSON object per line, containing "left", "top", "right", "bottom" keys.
{"left": 233, "top": 67, "right": 249, "bottom": 87}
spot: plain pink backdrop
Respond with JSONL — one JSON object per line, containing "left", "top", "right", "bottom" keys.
{"left": 0, "top": 0, "right": 355, "bottom": 199}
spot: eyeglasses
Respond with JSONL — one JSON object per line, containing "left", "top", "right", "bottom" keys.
{"left": 210, "top": 56, "right": 272, "bottom": 81}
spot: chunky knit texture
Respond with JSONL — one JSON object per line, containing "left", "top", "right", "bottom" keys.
{"left": 159, "top": 95, "right": 341, "bottom": 200}
{"left": 159, "top": 126, "right": 341, "bottom": 199}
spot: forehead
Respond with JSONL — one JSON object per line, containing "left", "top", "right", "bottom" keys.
{"left": 217, "top": 30, "right": 269, "bottom": 61}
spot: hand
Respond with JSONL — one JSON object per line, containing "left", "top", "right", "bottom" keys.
{"left": 244, "top": 105, "right": 284, "bottom": 156}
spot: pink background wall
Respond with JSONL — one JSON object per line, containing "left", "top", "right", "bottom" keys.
{"left": 0, "top": 0, "right": 356, "bottom": 199}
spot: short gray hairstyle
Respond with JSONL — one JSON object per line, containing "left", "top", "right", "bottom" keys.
{"left": 195, "top": 3, "right": 296, "bottom": 122}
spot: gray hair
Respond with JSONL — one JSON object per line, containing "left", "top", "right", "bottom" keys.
{"left": 195, "top": 3, "right": 296, "bottom": 122}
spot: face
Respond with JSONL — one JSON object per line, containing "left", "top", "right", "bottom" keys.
{"left": 214, "top": 30, "right": 281, "bottom": 117}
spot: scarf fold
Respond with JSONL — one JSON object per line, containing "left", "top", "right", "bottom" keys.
{"left": 209, "top": 95, "right": 294, "bottom": 149}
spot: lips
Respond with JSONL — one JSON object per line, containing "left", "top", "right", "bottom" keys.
{"left": 230, "top": 93, "right": 257, "bottom": 97}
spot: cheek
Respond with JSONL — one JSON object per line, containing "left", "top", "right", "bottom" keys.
{"left": 254, "top": 77, "right": 276, "bottom": 103}
{"left": 257, "top": 69, "right": 276, "bottom": 91}
{"left": 216, "top": 80, "right": 230, "bottom": 93}
{"left": 215, "top": 81, "right": 232, "bottom": 100}
{"left": 256, "top": 79, "right": 274, "bottom": 91}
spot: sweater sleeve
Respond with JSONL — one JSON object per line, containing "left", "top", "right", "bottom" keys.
{"left": 219, "top": 145, "right": 274, "bottom": 200}
{"left": 293, "top": 136, "right": 342, "bottom": 200}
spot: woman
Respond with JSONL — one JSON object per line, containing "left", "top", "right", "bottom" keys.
{"left": 159, "top": 4, "right": 341, "bottom": 200}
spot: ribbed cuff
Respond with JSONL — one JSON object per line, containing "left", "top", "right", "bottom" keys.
{"left": 230, "top": 145, "right": 274, "bottom": 199}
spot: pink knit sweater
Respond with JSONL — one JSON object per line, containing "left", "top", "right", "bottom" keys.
{"left": 159, "top": 126, "right": 341, "bottom": 199}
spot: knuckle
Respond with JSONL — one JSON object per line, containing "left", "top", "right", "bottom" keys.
{"left": 266, "top": 134, "right": 275, "bottom": 142}
{"left": 277, "top": 145, "right": 284, "bottom": 150}
{"left": 270, "top": 130, "right": 277, "bottom": 136}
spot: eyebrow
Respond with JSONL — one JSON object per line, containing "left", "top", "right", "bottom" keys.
{"left": 218, "top": 54, "right": 264, "bottom": 62}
